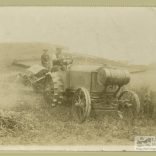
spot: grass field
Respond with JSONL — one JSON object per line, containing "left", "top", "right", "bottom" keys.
{"left": 0, "top": 43, "right": 156, "bottom": 146}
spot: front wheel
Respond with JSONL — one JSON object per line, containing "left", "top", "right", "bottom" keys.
{"left": 71, "top": 87, "right": 91, "bottom": 123}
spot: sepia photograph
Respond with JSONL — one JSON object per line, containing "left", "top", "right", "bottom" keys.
{"left": 0, "top": 7, "right": 156, "bottom": 151}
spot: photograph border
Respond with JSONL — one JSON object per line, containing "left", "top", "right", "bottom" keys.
{"left": 0, "top": 0, "right": 156, "bottom": 156}
{"left": 0, "top": 0, "right": 155, "bottom": 7}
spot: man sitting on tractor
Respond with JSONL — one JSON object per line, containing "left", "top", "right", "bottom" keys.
{"left": 41, "top": 47, "right": 73, "bottom": 72}
{"left": 41, "top": 49, "right": 53, "bottom": 71}
{"left": 52, "top": 47, "right": 73, "bottom": 72}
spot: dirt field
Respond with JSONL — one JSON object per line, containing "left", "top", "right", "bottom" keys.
{"left": 0, "top": 45, "right": 156, "bottom": 146}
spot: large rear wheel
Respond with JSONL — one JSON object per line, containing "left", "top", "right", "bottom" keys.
{"left": 118, "top": 90, "right": 140, "bottom": 119}
{"left": 43, "top": 75, "right": 55, "bottom": 106}
{"left": 43, "top": 72, "right": 64, "bottom": 107}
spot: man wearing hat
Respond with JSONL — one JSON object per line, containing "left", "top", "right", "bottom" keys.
{"left": 56, "top": 47, "right": 64, "bottom": 60}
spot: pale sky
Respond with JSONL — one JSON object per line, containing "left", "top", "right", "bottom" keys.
{"left": 0, "top": 7, "right": 156, "bottom": 64}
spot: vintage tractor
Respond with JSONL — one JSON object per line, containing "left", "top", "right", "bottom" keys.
{"left": 43, "top": 64, "right": 140, "bottom": 122}
{"left": 15, "top": 58, "right": 140, "bottom": 123}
